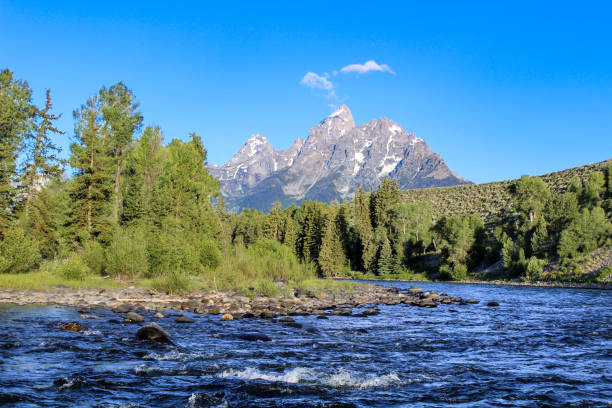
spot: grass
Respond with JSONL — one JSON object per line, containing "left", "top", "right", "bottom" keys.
{"left": 0, "top": 269, "right": 126, "bottom": 291}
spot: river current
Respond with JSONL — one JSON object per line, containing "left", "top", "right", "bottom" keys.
{"left": 0, "top": 281, "right": 610, "bottom": 407}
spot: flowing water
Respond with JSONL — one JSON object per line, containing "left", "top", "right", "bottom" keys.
{"left": 0, "top": 282, "right": 610, "bottom": 407}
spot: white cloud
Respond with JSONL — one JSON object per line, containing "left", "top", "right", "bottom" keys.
{"left": 300, "top": 72, "right": 334, "bottom": 91}
{"left": 340, "top": 60, "right": 395, "bottom": 75}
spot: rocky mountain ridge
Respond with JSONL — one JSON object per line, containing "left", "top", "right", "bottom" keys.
{"left": 208, "top": 105, "right": 470, "bottom": 212}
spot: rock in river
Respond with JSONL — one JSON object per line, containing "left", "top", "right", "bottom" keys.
{"left": 136, "top": 323, "right": 175, "bottom": 345}
{"left": 124, "top": 312, "right": 145, "bottom": 323}
{"left": 486, "top": 301, "right": 499, "bottom": 307}
{"left": 113, "top": 304, "right": 131, "bottom": 313}
{"left": 176, "top": 316, "right": 195, "bottom": 323}
{"left": 59, "top": 322, "right": 86, "bottom": 332}
{"left": 407, "top": 286, "right": 423, "bottom": 295}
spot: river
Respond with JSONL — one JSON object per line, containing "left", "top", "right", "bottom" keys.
{"left": 0, "top": 281, "right": 610, "bottom": 407}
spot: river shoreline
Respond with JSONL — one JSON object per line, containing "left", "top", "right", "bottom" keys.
{"left": 336, "top": 276, "right": 612, "bottom": 290}
{"left": 0, "top": 283, "right": 466, "bottom": 320}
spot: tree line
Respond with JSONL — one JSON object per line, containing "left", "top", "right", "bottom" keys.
{"left": 0, "top": 68, "right": 610, "bottom": 287}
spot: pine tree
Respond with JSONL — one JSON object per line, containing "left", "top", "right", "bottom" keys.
{"left": 69, "top": 95, "right": 113, "bottom": 242}
{"left": 370, "top": 178, "right": 400, "bottom": 229}
{"left": 20, "top": 89, "right": 65, "bottom": 217}
{"left": 281, "top": 215, "right": 298, "bottom": 252}
{"left": 121, "top": 126, "right": 164, "bottom": 225}
{"left": 99, "top": 83, "right": 143, "bottom": 222}
{"left": 354, "top": 188, "right": 376, "bottom": 272}
{"left": 263, "top": 201, "right": 284, "bottom": 241}
{"left": 376, "top": 233, "right": 393, "bottom": 275}
{"left": 0, "top": 69, "right": 33, "bottom": 229}
{"left": 318, "top": 206, "right": 347, "bottom": 277}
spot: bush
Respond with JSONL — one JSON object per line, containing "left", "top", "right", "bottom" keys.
{"left": 594, "top": 266, "right": 611, "bottom": 283}
{"left": 453, "top": 264, "right": 468, "bottom": 280}
{"left": 525, "top": 256, "right": 547, "bottom": 281}
{"left": 255, "top": 279, "right": 279, "bottom": 297}
{"left": 147, "top": 230, "right": 202, "bottom": 277}
{"left": 105, "top": 229, "right": 148, "bottom": 280}
{"left": 82, "top": 240, "right": 105, "bottom": 276}
{"left": 197, "top": 238, "right": 222, "bottom": 269}
{"left": 59, "top": 254, "right": 89, "bottom": 281}
{"left": 148, "top": 271, "right": 192, "bottom": 294}
{"left": 0, "top": 226, "right": 42, "bottom": 274}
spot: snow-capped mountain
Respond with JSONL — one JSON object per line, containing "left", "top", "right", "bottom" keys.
{"left": 208, "top": 105, "right": 470, "bottom": 212}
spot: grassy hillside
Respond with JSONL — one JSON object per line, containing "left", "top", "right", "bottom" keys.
{"left": 402, "top": 159, "right": 611, "bottom": 225}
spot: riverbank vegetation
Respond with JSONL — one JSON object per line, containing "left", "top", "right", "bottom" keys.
{"left": 0, "top": 69, "right": 610, "bottom": 293}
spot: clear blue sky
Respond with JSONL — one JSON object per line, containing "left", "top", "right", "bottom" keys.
{"left": 1, "top": 1, "right": 611, "bottom": 183}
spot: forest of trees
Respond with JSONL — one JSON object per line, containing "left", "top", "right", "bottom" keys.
{"left": 0, "top": 69, "right": 611, "bottom": 293}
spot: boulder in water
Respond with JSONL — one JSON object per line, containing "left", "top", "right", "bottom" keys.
{"left": 113, "top": 304, "right": 131, "bottom": 313}
{"left": 59, "top": 322, "right": 85, "bottom": 332}
{"left": 221, "top": 314, "right": 234, "bottom": 321}
{"left": 466, "top": 299, "right": 480, "bottom": 304}
{"left": 417, "top": 299, "right": 437, "bottom": 308}
{"left": 136, "top": 322, "right": 175, "bottom": 345}
{"left": 486, "top": 301, "right": 499, "bottom": 307}
{"left": 124, "top": 312, "right": 145, "bottom": 323}
{"left": 176, "top": 316, "right": 195, "bottom": 323}
{"left": 278, "top": 317, "right": 295, "bottom": 323}
{"left": 407, "top": 286, "right": 423, "bottom": 295}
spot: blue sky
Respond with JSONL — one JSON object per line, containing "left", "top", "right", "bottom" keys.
{"left": 1, "top": 1, "right": 611, "bottom": 183}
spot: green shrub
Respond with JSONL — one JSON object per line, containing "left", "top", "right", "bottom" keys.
{"left": 60, "top": 254, "right": 89, "bottom": 281}
{"left": 147, "top": 230, "right": 202, "bottom": 277}
{"left": 197, "top": 238, "right": 222, "bottom": 269}
{"left": 105, "top": 229, "right": 148, "bottom": 280}
{"left": 255, "top": 279, "right": 279, "bottom": 297}
{"left": 594, "top": 266, "right": 611, "bottom": 283}
{"left": 453, "top": 264, "right": 468, "bottom": 280}
{"left": 82, "top": 240, "right": 105, "bottom": 276}
{"left": 148, "top": 271, "right": 192, "bottom": 294}
{"left": 525, "top": 256, "right": 547, "bottom": 281}
{"left": 438, "top": 264, "right": 452, "bottom": 280}
{"left": 0, "top": 226, "right": 42, "bottom": 274}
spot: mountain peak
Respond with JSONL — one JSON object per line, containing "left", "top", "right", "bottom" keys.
{"left": 214, "top": 106, "right": 470, "bottom": 212}
{"left": 326, "top": 104, "right": 353, "bottom": 123}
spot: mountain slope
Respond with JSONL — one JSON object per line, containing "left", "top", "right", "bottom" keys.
{"left": 209, "top": 105, "right": 470, "bottom": 212}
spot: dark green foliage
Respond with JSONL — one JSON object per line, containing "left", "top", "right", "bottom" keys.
{"left": 0, "top": 225, "right": 41, "bottom": 274}
{"left": 197, "top": 237, "right": 222, "bottom": 269}
{"left": 68, "top": 94, "right": 113, "bottom": 241}
{"left": 20, "top": 89, "right": 65, "bottom": 216}
{"left": 438, "top": 214, "right": 485, "bottom": 279}
{"left": 318, "top": 206, "right": 348, "bottom": 277}
{"left": 0, "top": 69, "right": 33, "bottom": 228}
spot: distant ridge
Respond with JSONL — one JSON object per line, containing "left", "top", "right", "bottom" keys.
{"left": 402, "top": 159, "right": 612, "bottom": 224}
{"left": 208, "top": 105, "right": 470, "bottom": 212}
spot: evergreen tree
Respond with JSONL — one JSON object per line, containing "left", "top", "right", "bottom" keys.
{"left": 297, "top": 200, "right": 324, "bottom": 263}
{"left": 354, "top": 188, "right": 376, "bottom": 272}
{"left": 318, "top": 206, "right": 347, "bottom": 277}
{"left": 0, "top": 69, "right": 33, "bottom": 228}
{"left": 281, "top": 215, "right": 298, "bottom": 251}
{"left": 263, "top": 201, "right": 284, "bottom": 241}
{"left": 376, "top": 233, "right": 394, "bottom": 275}
{"left": 99, "top": 83, "right": 143, "bottom": 222}
{"left": 121, "top": 126, "right": 164, "bottom": 225}
{"left": 69, "top": 95, "right": 113, "bottom": 242}
{"left": 370, "top": 178, "right": 400, "bottom": 229}
{"left": 20, "top": 89, "right": 65, "bottom": 217}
